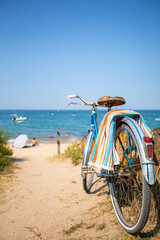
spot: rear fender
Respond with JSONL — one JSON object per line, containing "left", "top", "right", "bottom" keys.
{"left": 120, "top": 117, "right": 156, "bottom": 185}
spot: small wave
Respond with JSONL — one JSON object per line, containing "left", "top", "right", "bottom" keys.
{"left": 155, "top": 118, "right": 160, "bottom": 121}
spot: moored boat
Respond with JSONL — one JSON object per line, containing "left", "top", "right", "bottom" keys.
{"left": 12, "top": 116, "right": 27, "bottom": 122}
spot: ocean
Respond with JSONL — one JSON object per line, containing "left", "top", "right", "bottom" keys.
{"left": 0, "top": 109, "right": 160, "bottom": 142}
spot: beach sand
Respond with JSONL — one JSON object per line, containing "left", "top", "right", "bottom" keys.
{"left": 0, "top": 143, "right": 133, "bottom": 239}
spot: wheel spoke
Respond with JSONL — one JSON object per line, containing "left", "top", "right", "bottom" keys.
{"left": 128, "top": 133, "right": 133, "bottom": 164}
{"left": 118, "top": 136, "right": 132, "bottom": 168}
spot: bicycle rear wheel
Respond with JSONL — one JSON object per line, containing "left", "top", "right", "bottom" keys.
{"left": 82, "top": 131, "right": 95, "bottom": 192}
{"left": 109, "top": 121, "right": 151, "bottom": 234}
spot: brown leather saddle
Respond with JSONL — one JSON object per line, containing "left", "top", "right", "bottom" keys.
{"left": 97, "top": 96, "right": 126, "bottom": 108}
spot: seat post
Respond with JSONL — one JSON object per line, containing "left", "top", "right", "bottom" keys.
{"left": 105, "top": 103, "right": 111, "bottom": 112}
{"left": 108, "top": 106, "right": 111, "bottom": 112}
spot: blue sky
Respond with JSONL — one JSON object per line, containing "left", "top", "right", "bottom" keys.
{"left": 0, "top": 0, "right": 160, "bottom": 110}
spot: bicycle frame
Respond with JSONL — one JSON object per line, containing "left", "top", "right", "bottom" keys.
{"left": 91, "top": 108, "right": 98, "bottom": 139}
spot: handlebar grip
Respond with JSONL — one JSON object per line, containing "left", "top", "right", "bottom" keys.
{"left": 67, "top": 95, "right": 77, "bottom": 99}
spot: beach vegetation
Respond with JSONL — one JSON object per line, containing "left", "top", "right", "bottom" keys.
{"left": 65, "top": 139, "right": 83, "bottom": 165}
{"left": 64, "top": 222, "right": 83, "bottom": 235}
{"left": 96, "top": 223, "right": 106, "bottom": 231}
{"left": 110, "top": 218, "right": 119, "bottom": 226}
{"left": 0, "top": 129, "right": 13, "bottom": 172}
{"left": 47, "top": 154, "right": 66, "bottom": 162}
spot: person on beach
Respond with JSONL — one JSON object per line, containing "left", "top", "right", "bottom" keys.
{"left": 32, "top": 138, "right": 39, "bottom": 146}
{"left": 66, "top": 133, "right": 69, "bottom": 138}
{"left": 49, "top": 134, "right": 53, "bottom": 138}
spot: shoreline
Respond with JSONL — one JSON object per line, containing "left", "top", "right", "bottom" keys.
{"left": 8, "top": 137, "right": 82, "bottom": 145}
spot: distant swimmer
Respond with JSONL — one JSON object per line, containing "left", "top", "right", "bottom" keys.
{"left": 66, "top": 133, "right": 69, "bottom": 138}
{"left": 49, "top": 134, "right": 53, "bottom": 138}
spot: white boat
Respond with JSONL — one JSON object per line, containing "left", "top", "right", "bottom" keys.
{"left": 12, "top": 116, "right": 27, "bottom": 122}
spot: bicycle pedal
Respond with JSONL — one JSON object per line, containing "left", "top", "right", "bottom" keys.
{"left": 81, "top": 166, "right": 86, "bottom": 170}
{"left": 82, "top": 166, "right": 92, "bottom": 169}
{"left": 82, "top": 170, "right": 93, "bottom": 174}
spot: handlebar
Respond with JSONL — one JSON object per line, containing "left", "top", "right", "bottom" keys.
{"left": 67, "top": 95, "right": 78, "bottom": 99}
{"left": 67, "top": 95, "right": 98, "bottom": 107}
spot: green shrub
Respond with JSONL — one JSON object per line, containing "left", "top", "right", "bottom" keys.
{"left": 0, "top": 129, "right": 13, "bottom": 172}
{"left": 65, "top": 139, "right": 83, "bottom": 165}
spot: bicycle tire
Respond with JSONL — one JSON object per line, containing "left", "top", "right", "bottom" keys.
{"left": 82, "top": 131, "right": 95, "bottom": 193}
{"left": 109, "top": 120, "right": 151, "bottom": 234}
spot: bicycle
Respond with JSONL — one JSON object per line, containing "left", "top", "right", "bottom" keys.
{"left": 67, "top": 95, "right": 156, "bottom": 234}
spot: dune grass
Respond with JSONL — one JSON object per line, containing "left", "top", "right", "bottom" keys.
{"left": 0, "top": 129, "right": 13, "bottom": 173}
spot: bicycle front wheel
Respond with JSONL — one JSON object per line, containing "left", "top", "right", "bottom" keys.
{"left": 82, "top": 131, "right": 95, "bottom": 193}
{"left": 109, "top": 121, "right": 151, "bottom": 234}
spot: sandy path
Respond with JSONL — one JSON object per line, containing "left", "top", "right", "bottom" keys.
{"left": 0, "top": 143, "right": 127, "bottom": 240}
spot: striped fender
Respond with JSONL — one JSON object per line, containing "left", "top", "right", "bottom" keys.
{"left": 122, "top": 117, "right": 156, "bottom": 185}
